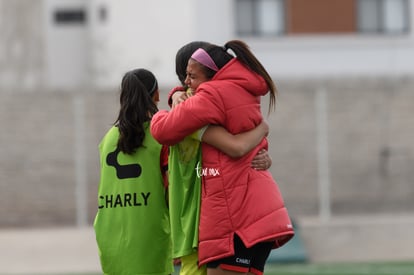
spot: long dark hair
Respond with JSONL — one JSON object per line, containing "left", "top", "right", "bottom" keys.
{"left": 175, "top": 41, "right": 211, "bottom": 86}
{"left": 202, "top": 40, "right": 277, "bottom": 113}
{"left": 115, "top": 68, "right": 158, "bottom": 154}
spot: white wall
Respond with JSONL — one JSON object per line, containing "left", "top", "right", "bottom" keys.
{"left": 193, "top": 0, "right": 234, "bottom": 44}
{"left": 88, "top": 0, "right": 414, "bottom": 90}
{"left": 248, "top": 34, "right": 414, "bottom": 79}
{"left": 89, "top": 0, "right": 198, "bottom": 90}
{"left": 44, "top": 0, "right": 91, "bottom": 90}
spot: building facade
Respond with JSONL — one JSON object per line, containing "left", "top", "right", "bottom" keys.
{"left": 1, "top": 0, "right": 413, "bottom": 91}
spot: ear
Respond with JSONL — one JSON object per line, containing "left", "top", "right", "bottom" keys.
{"left": 152, "top": 90, "right": 160, "bottom": 103}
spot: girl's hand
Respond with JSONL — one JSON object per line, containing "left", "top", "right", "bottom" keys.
{"left": 171, "top": 91, "right": 188, "bottom": 109}
{"left": 251, "top": 149, "right": 272, "bottom": 170}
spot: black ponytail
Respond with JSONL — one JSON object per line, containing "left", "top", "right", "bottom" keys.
{"left": 115, "top": 69, "right": 158, "bottom": 154}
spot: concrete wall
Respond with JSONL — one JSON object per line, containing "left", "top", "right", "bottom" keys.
{"left": 0, "top": 0, "right": 44, "bottom": 92}
{"left": 299, "top": 213, "right": 414, "bottom": 263}
{"left": 268, "top": 77, "right": 414, "bottom": 218}
{"left": 0, "top": 90, "right": 118, "bottom": 226}
{"left": 1, "top": 77, "right": 413, "bottom": 227}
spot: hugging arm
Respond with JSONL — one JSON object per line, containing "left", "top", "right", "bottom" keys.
{"left": 156, "top": 87, "right": 272, "bottom": 170}
{"left": 201, "top": 121, "right": 272, "bottom": 170}
{"left": 169, "top": 88, "right": 272, "bottom": 169}
{"left": 202, "top": 121, "right": 268, "bottom": 158}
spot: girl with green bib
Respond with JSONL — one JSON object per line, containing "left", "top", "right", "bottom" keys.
{"left": 94, "top": 68, "right": 173, "bottom": 275}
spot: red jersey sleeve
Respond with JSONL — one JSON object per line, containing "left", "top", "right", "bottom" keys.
{"left": 167, "top": 86, "right": 185, "bottom": 107}
{"left": 160, "top": 145, "right": 169, "bottom": 188}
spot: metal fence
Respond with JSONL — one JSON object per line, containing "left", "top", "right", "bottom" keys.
{"left": 0, "top": 77, "right": 413, "bottom": 227}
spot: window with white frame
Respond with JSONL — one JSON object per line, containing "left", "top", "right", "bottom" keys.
{"left": 357, "top": 0, "right": 410, "bottom": 34}
{"left": 235, "top": 0, "right": 410, "bottom": 36}
{"left": 235, "top": 0, "right": 285, "bottom": 36}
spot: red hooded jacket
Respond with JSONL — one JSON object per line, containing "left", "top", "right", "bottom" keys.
{"left": 151, "top": 58, "right": 294, "bottom": 265}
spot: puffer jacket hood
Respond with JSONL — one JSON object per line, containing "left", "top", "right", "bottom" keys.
{"left": 202, "top": 58, "right": 269, "bottom": 98}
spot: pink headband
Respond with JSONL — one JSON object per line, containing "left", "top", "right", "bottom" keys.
{"left": 191, "top": 48, "right": 219, "bottom": 72}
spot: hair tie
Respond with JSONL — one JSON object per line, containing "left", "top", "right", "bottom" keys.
{"left": 148, "top": 79, "right": 158, "bottom": 96}
{"left": 132, "top": 71, "right": 157, "bottom": 96}
{"left": 191, "top": 48, "right": 219, "bottom": 72}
